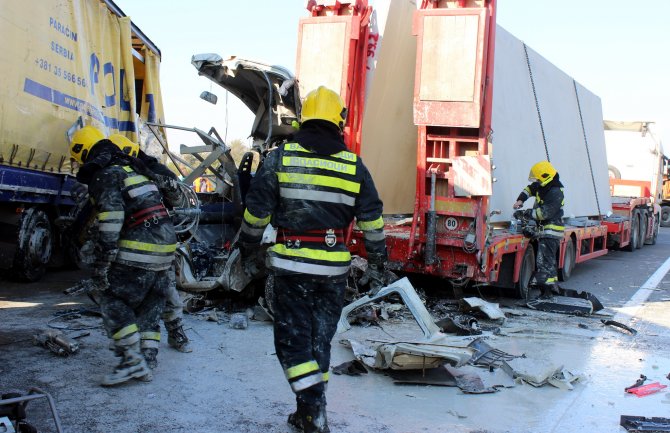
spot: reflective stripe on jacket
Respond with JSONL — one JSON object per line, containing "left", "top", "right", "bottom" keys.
{"left": 240, "top": 141, "right": 386, "bottom": 277}
{"left": 517, "top": 179, "right": 565, "bottom": 239}
{"left": 89, "top": 165, "right": 177, "bottom": 271}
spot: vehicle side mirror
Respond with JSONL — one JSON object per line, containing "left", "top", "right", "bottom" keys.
{"left": 200, "top": 91, "right": 218, "bottom": 105}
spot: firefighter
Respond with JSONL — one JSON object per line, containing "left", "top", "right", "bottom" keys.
{"left": 513, "top": 160, "right": 565, "bottom": 298}
{"left": 109, "top": 134, "right": 192, "bottom": 355}
{"left": 70, "top": 126, "right": 177, "bottom": 386}
{"left": 238, "top": 86, "right": 388, "bottom": 433}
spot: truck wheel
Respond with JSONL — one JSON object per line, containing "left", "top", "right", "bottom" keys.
{"left": 516, "top": 246, "right": 535, "bottom": 300}
{"left": 12, "top": 208, "right": 53, "bottom": 281}
{"left": 637, "top": 210, "right": 647, "bottom": 249}
{"left": 661, "top": 206, "right": 670, "bottom": 227}
{"left": 558, "top": 238, "right": 576, "bottom": 282}
{"left": 646, "top": 217, "right": 659, "bottom": 245}
{"left": 626, "top": 211, "right": 640, "bottom": 252}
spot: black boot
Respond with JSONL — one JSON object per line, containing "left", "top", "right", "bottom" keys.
{"left": 288, "top": 402, "right": 330, "bottom": 433}
{"left": 142, "top": 347, "right": 158, "bottom": 369}
{"left": 165, "top": 318, "right": 192, "bottom": 353}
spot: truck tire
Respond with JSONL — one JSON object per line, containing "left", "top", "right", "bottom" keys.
{"left": 661, "top": 206, "right": 670, "bottom": 227}
{"left": 515, "top": 246, "right": 535, "bottom": 300}
{"left": 626, "top": 211, "right": 640, "bottom": 252}
{"left": 558, "top": 238, "right": 576, "bottom": 282}
{"left": 12, "top": 208, "right": 53, "bottom": 281}
{"left": 636, "top": 210, "right": 647, "bottom": 249}
{"left": 646, "top": 216, "right": 659, "bottom": 245}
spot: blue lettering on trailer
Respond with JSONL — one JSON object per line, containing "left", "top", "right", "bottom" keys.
{"left": 22, "top": 78, "right": 135, "bottom": 133}
{"left": 50, "top": 41, "right": 74, "bottom": 61}
{"left": 49, "top": 17, "right": 78, "bottom": 42}
{"left": 103, "top": 62, "right": 116, "bottom": 107}
{"left": 89, "top": 53, "right": 100, "bottom": 96}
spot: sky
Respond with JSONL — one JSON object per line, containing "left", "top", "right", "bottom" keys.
{"left": 114, "top": 0, "right": 669, "bottom": 153}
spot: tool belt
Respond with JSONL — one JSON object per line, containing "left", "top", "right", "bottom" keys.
{"left": 276, "top": 228, "right": 344, "bottom": 248}
{"left": 126, "top": 204, "right": 169, "bottom": 228}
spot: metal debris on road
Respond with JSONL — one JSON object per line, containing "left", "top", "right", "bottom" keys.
{"left": 468, "top": 338, "right": 521, "bottom": 368}
{"left": 625, "top": 382, "right": 667, "bottom": 397}
{"left": 229, "top": 313, "right": 248, "bottom": 329}
{"left": 526, "top": 295, "right": 594, "bottom": 315}
{"left": 33, "top": 330, "right": 80, "bottom": 356}
{"left": 601, "top": 319, "right": 637, "bottom": 335}
{"left": 620, "top": 415, "right": 670, "bottom": 432}
{"left": 332, "top": 360, "right": 368, "bottom": 376}
{"left": 460, "top": 297, "right": 506, "bottom": 321}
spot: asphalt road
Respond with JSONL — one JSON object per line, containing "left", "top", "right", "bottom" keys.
{"left": 0, "top": 228, "right": 669, "bottom": 433}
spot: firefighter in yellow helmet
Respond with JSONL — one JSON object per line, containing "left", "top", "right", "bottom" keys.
{"left": 513, "top": 161, "right": 565, "bottom": 299}
{"left": 68, "top": 126, "right": 177, "bottom": 386}
{"left": 238, "top": 86, "right": 388, "bottom": 432}
{"left": 108, "top": 133, "right": 140, "bottom": 158}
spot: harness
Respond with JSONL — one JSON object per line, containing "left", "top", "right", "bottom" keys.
{"left": 126, "top": 204, "right": 169, "bottom": 228}
{"left": 276, "top": 228, "right": 344, "bottom": 248}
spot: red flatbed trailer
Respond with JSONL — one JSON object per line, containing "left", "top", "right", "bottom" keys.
{"left": 297, "top": 0, "right": 659, "bottom": 298}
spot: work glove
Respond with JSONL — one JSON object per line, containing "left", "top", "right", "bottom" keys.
{"left": 358, "top": 261, "right": 398, "bottom": 295}
{"left": 238, "top": 242, "right": 264, "bottom": 279}
{"left": 513, "top": 209, "right": 533, "bottom": 221}
{"left": 70, "top": 181, "right": 88, "bottom": 203}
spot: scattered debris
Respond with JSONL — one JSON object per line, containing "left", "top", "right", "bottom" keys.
{"left": 446, "top": 410, "right": 467, "bottom": 419}
{"left": 625, "top": 382, "right": 667, "bottom": 397}
{"left": 206, "top": 311, "right": 220, "bottom": 323}
{"left": 444, "top": 365, "right": 498, "bottom": 394}
{"left": 250, "top": 304, "right": 272, "bottom": 322}
{"left": 526, "top": 296, "right": 594, "bottom": 315}
{"left": 229, "top": 313, "right": 248, "bottom": 329}
{"left": 337, "top": 277, "right": 441, "bottom": 338}
{"left": 502, "top": 357, "right": 564, "bottom": 387}
{"left": 332, "top": 360, "right": 368, "bottom": 376}
{"left": 436, "top": 315, "right": 481, "bottom": 336}
{"left": 601, "top": 319, "right": 637, "bottom": 335}
{"left": 555, "top": 287, "right": 604, "bottom": 311}
{"left": 461, "top": 297, "right": 505, "bottom": 321}
{"left": 547, "top": 369, "right": 583, "bottom": 390}
{"left": 468, "top": 338, "right": 521, "bottom": 368}
{"left": 33, "top": 330, "right": 80, "bottom": 356}
{"left": 625, "top": 375, "right": 647, "bottom": 391}
{"left": 388, "top": 367, "right": 458, "bottom": 386}
{"left": 620, "top": 415, "right": 670, "bottom": 432}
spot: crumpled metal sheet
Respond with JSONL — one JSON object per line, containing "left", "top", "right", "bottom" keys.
{"left": 461, "top": 297, "right": 506, "bottom": 321}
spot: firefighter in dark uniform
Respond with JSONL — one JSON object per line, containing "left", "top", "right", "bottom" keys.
{"left": 109, "top": 134, "right": 192, "bottom": 354}
{"left": 238, "top": 86, "right": 388, "bottom": 433}
{"left": 513, "top": 161, "right": 565, "bottom": 298}
{"left": 70, "top": 126, "right": 177, "bottom": 386}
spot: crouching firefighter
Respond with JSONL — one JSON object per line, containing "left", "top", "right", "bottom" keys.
{"left": 109, "top": 134, "right": 192, "bottom": 354}
{"left": 237, "top": 86, "right": 389, "bottom": 432}
{"left": 513, "top": 161, "right": 565, "bottom": 299}
{"left": 69, "top": 126, "right": 178, "bottom": 386}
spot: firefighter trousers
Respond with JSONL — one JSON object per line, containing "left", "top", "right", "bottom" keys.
{"left": 535, "top": 237, "right": 561, "bottom": 288}
{"left": 99, "top": 263, "right": 168, "bottom": 352}
{"left": 272, "top": 274, "right": 346, "bottom": 406}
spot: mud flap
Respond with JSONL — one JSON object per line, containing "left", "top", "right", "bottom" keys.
{"left": 218, "top": 249, "right": 251, "bottom": 292}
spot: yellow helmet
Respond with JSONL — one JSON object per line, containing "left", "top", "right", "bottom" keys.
{"left": 70, "top": 126, "right": 105, "bottom": 163}
{"left": 109, "top": 133, "right": 140, "bottom": 158}
{"left": 301, "top": 86, "right": 347, "bottom": 129}
{"left": 529, "top": 161, "right": 557, "bottom": 186}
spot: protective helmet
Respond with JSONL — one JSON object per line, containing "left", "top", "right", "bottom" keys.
{"left": 528, "top": 161, "right": 557, "bottom": 186}
{"left": 300, "top": 86, "right": 347, "bottom": 129}
{"left": 109, "top": 133, "right": 140, "bottom": 158}
{"left": 70, "top": 126, "right": 105, "bottom": 163}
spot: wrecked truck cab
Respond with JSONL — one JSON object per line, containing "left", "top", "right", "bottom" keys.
{"left": 191, "top": 54, "right": 301, "bottom": 149}
{"left": 173, "top": 56, "right": 301, "bottom": 293}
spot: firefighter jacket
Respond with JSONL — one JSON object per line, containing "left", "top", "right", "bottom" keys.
{"left": 239, "top": 120, "right": 386, "bottom": 279}
{"left": 516, "top": 174, "right": 565, "bottom": 238}
{"left": 78, "top": 141, "right": 177, "bottom": 273}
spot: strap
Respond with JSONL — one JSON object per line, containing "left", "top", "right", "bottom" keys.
{"left": 126, "top": 204, "right": 169, "bottom": 228}
{"left": 276, "top": 228, "right": 344, "bottom": 245}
